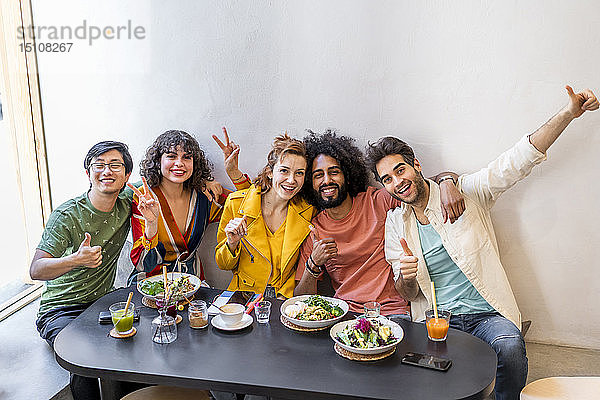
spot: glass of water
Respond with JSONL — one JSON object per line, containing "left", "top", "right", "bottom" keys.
{"left": 254, "top": 300, "right": 271, "bottom": 324}
{"left": 364, "top": 301, "right": 381, "bottom": 318}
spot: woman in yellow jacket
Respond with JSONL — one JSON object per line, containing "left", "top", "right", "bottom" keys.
{"left": 215, "top": 134, "right": 314, "bottom": 299}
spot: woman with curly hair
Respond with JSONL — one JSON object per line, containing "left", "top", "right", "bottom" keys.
{"left": 128, "top": 129, "right": 249, "bottom": 283}
{"left": 215, "top": 133, "right": 315, "bottom": 299}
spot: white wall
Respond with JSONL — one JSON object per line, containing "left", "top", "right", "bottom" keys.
{"left": 32, "top": 0, "right": 600, "bottom": 349}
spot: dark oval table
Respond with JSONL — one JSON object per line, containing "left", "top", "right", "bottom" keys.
{"left": 54, "top": 288, "right": 496, "bottom": 400}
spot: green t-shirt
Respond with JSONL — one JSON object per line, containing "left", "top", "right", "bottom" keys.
{"left": 37, "top": 191, "right": 132, "bottom": 316}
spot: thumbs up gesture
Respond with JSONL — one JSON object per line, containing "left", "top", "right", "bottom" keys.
{"left": 74, "top": 232, "right": 103, "bottom": 268}
{"left": 309, "top": 225, "right": 337, "bottom": 267}
{"left": 564, "top": 85, "right": 599, "bottom": 119}
{"left": 398, "top": 238, "right": 418, "bottom": 281}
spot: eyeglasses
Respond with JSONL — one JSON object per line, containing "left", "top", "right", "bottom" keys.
{"left": 89, "top": 162, "right": 126, "bottom": 172}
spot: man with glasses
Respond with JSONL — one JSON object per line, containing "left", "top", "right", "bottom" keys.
{"left": 31, "top": 141, "right": 152, "bottom": 400}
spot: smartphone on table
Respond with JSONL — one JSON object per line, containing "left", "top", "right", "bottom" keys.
{"left": 98, "top": 309, "right": 140, "bottom": 324}
{"left": 401, "top": 352, "right": 452, "bottom": 371}
{"left": 228, "top": 290, "right": 257, "bottom": 306}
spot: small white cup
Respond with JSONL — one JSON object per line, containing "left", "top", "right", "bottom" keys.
{"left": 219, "top": 303, "right": 245, "bottom": 326}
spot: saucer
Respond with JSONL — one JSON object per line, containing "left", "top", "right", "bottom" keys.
{"left": 211, "top": 313, "right": 253, "bottom": 331}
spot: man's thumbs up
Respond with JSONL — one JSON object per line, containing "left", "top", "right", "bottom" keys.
{"left": 80, "top": 232, "right": 92, "bottom": 248}
{"left": 400, "top": 238, "right": 413, "bottom": 256}
{"left": 398, "top": 237, "right": 418, "bottom": 281}
{"left": 565, "top": 85, "right": 599, "bottom": 118}
{"left": 75, "top": 232, "right": 102, "bottom": 268}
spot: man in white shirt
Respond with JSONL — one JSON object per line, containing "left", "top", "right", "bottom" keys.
{"left": 365, "top": 85, "right": 598, "bottom": 400}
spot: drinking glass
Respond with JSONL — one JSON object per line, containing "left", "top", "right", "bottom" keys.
{"left": 109, "top": 302, "right": 135, "bottom": 335}
{"left": 364, "top": 301, "right": 381, "bottom": 318}
{"left": 254, "top": 301, "right": 271, "bottom": 324}
{"left": 425, "top": 309, "right": 451, "bottom": 341}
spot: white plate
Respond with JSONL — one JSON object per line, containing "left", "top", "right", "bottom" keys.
{"left": 280, "top": 295, "right": 349, "bottom": 329}
{"left": 211, "top": 313, "right": 253, "bottom": 331}
{"left": 137, "top": 272, "right": 201, "bottom": 302}
{"left": 330, "top": 316, "right": 404, "bottom": 355}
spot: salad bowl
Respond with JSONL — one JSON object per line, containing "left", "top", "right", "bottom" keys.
{"left": 137, "top": 271, "right": 201, "bottom": 302}
{"left": 280, "top": 295, "right": 349, "bottom": 329}
{"left": 330, "top": 316, "right": 404, "bottom": 355}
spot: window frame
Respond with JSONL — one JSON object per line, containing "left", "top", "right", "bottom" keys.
{"left": 0, "top": 0, "right": 52, "bottom": 319}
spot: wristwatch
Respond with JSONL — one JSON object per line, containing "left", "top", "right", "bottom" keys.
{"left": 438, "top": 175, "right": 456, "bottom": 185}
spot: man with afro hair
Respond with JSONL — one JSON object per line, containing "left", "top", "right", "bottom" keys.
{"left": 294, "top": 130, "right": 463, "bottom": 318}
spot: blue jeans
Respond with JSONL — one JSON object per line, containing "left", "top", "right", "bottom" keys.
{"left": 450, "top": 312, "right": 528, "bottom": 400}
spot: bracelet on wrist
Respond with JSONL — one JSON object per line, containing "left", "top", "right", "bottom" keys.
{"left": 305, "top": 260, "right": 321, "bottom": 278}
{"left": 309, "top": 254, "right": 323, "bottom": 269}
{"left": 232, "top": 174, "right": 247, "bottom": 183}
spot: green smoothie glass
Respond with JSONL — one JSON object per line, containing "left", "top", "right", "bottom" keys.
{"left": 109, "top": 301, "right": 135, "bottom": 334}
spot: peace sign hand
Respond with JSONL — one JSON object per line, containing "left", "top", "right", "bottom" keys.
{"left": 212, "top": 126, "right": 241, "bottom": 176}
{"left": 127, "top": 177, "right": 160, "bottom": 224}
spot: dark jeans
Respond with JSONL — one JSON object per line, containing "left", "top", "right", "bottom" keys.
{"left": 36, "top": 303, "right": 146, "bottom": 400}
{"left": 450, "top": 312, "right": 528, "bottom": 400}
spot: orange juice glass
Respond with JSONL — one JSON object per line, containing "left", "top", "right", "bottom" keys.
{"left": 425, "top": 309, "right": 451, "bottom": 341}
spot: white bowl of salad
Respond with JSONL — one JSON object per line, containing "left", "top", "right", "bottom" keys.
{"left": 137, "top": 271, "right": 201, "bottom": 302}
{"left": 330, "top": 316, "right": 404, "bottom": 355}
{"left": 280, "top": 295, "right": 349, "bottom": 328}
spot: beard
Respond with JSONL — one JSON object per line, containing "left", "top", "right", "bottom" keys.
{"left": 389, "top": 174, "right": 428, "bottom": 205}
{"left": 314, "top": 182, "right": 349, "bottom": 209}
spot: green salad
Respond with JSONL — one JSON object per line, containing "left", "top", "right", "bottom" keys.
{"left": 336, "top": 318, "right": 396, "bottom": 349}
{"left": 139, "top": 279, "right": 164, "bottom": 296}
{"left": 285, "top": 295, "right": 344, "bottom": 320}
{"left": 139, "top": 275, "right": 196, "bottom": 296}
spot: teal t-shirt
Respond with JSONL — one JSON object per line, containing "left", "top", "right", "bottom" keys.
{"left": 37, "top": 191, "right": 132, "bottom": 316}
{"left": 417, "top": 221, "right": 494, "bottom": 315}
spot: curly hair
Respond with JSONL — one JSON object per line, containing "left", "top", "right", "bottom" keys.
{"left": 365, "top": 136, "right": 416, "bottom": 182}
{"left": 140, "top": 130, "right": 213, "bottom": 191}
{"left": 301, "top": 129, "right": 369, "bottom": 207}
{"left": 255, "top": 133, "right": 306, "bottom": 193}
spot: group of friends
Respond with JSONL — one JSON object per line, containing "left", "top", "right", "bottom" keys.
{"left": 31, "top": 85, "right": 598, "bottom": 400}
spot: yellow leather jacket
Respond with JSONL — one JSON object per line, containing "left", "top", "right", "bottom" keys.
{"left": 215, "top": 184, "right": 315, "bottom": 298}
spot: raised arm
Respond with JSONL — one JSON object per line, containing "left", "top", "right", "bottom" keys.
{"left": 213, "top": 127, "right": 250, "bottom": 188}
{"left": 529, "top": 85, "right": 598, "bottom": 153}
{"left": 127, "top": 177, "right": 159, "bottom": 240}
{"left": 460, "top": 85, "right": 598, "bottom": 208}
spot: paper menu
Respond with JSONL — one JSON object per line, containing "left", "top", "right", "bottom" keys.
{"left": 207, "top": 291, "right": 233, "bottom": 315}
